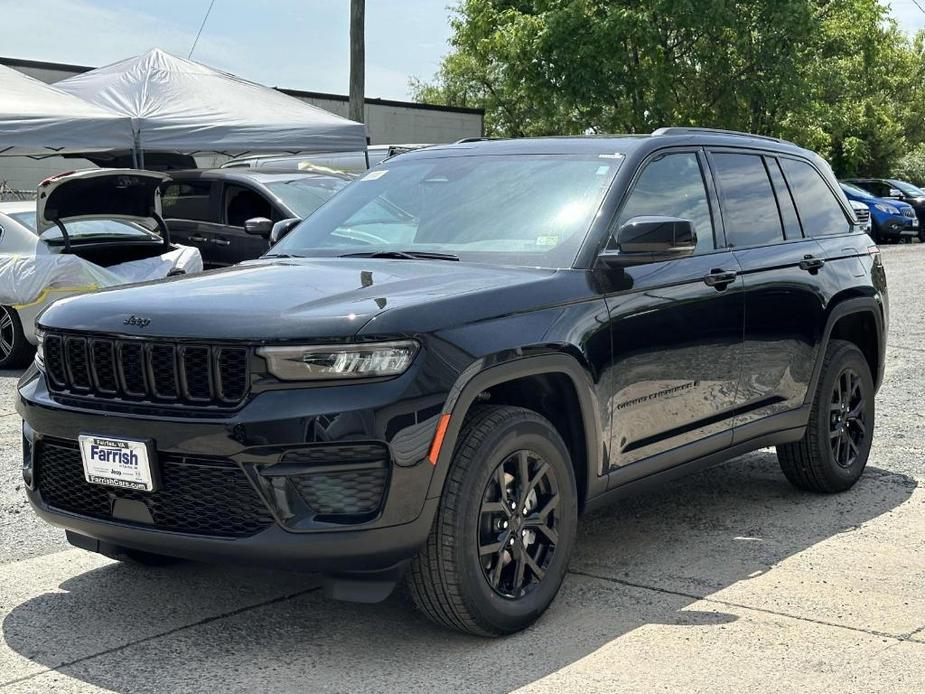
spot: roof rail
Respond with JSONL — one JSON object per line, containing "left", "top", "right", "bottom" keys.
{"left": 453, "top": 136, "right": 505, "bottom": 144}
{"left": 651, "top": 127, "right": 794, "bottom": 146}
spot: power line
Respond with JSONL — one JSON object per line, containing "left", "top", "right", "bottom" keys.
{"left": 188, "top": 0, "right": 216, "bottom": 59}
{"left": 910, "top": 0, "right": 925, "bottom": 18}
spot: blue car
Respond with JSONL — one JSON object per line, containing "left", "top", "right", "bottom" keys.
{"left": 840, "top": 181, "right": 918, "bottom": 243}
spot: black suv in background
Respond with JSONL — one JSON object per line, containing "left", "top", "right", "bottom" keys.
{"left": 18, "top": 129, "right": 887, "bottom": 636}
{"left": 844, "top": 177, "right": 925, "bottom": 241}
{"left": 161, "top": 168, "right": 352, "bottom": 267}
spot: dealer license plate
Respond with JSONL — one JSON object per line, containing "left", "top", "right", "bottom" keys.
{"left": 78, "top": 435, "right": 156, "bottom": 491}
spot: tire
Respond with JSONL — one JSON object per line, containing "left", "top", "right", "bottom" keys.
{"left": 0, "top": 306, "right": 35, "bottom": 369}
{"left": 777, "top": 339, "right": 874, "bottom": 493}
{"left": 408, "top": 405, "right": 578, "bottom": 636}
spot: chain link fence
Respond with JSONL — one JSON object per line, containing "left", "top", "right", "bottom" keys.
{"left": 0, "top": 181, "right": 35, "bottom": 201}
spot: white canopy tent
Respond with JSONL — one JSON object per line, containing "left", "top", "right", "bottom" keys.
{"left": 0, "top": 64, "right": 133, "bottom": 156}
{"left": 54, "top": 48, "right": 368, "bottom": 163}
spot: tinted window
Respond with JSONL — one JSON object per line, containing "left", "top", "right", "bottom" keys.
{"left": 616, "top": 152, "right": 714, "bottom": 253}
{"left": 224, "top": 185, "right": 274, "bottom": 226}
{"left": 711, "top": 153, "right": 783, "bottom": 247}
{"left": 766, "top": 158, "right": 802, "bottom": 239}
{"left": 780, "top": 159, "right": 851, "bottom": 237}
{"left": 161, "top": 182, "right": 213, "bottom": 221}
{"left": 889, "top": 179, "right": 925, "bottom": 197}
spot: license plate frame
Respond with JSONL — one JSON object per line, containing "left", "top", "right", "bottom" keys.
{"left": 78, "top": 434, "right": 159, "bottom": 492}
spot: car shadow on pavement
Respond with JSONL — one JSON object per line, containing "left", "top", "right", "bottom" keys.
{"left": 2, "top": 450, "right": 917, "bottom": 693}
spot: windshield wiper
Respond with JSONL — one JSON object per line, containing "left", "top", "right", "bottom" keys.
{"left": 340, "top": 250, "right": 459, "bottom": 261}
{"left": 263, "top": 253, "right": 302, "bottom": 259}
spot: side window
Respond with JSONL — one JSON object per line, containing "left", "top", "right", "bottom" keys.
{"left": 711, "top": 153, "right": 783, "bottom": 247}
{"left": 779, "top": 158, "right": 851, "bottom": 237}
{"left": 161, "top": 182, "right": 213, "bottom": 222}
{"left": 616, "top": 152, "right": 715, "bottom": 253}
{"left": 766, "top": 157, "right": 802, "bottom": 240}
{"left": 224, "top": 185, "right": 275, "bottom": 227}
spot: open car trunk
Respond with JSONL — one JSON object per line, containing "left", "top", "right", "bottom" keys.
{"left": 0, "top": 168, "right": 202, "bottom": 308}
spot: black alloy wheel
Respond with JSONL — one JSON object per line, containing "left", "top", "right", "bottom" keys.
{"left": 478, "top": 449, "right": 560, "bottom": 599}
{"left": 777, "top": 339, "right": 874, "bottom": 493}
{"left": 829, "top": 367, "right": 867, "bottom": 469}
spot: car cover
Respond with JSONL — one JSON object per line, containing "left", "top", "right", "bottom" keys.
{"left": 0, "top": 245, "right": 202, "bottom": 309}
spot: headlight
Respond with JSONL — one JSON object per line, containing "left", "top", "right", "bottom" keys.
{"left": 33, "top": 329, "right": 45, "bottom": 370}
{"left": 874, "top": 203, "right": 899, "bottom": 214}
{"left": 257, "top": 340, "right": 419, "bottom": 381}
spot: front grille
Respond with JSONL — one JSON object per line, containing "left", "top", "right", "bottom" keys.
{"left": 854, "top": 207, "right": 871, "bottom": 223}
{"left": 44, "top": 332, "right": 250, "bottom": 408}
{"left": 35, "top": 439, "right": 274, "bottom": 538}
{"left": 902, "top": 207, "right": 915, "bottom": 219}
{"left": 281, "top": 444, "right": 389, "bottom": 521}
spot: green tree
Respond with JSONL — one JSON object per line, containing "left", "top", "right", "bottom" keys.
{"left": 413, "top": 0, "right": 925, "bottom": 176}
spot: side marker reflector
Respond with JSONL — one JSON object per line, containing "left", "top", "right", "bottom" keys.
{"left": 428, "top": 414, "right": 451, "bottom": 466}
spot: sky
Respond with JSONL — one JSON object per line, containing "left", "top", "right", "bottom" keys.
{"left": 1, "top": 0, "right": 925, "bottom": 102}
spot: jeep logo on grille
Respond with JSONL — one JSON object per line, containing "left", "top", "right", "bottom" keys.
{"left": 123, "top": 315, "right": 151, "bottom": 328}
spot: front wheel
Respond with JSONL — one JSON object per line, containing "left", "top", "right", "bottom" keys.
{"left": 777, "top": 340, "right": 874, "bottom": 493}
{"left": 408, "top": 405, "right": 578, "bottom": 636}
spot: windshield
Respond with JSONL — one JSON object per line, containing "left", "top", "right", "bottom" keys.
{"left": 265, "top": 177, "right": 349, "bottom": 218}
{"left": 841, "top": 183, "right": 874, "bottom": 199}
{"left": 889, "top": 180, "right": 925, "bottom": 197}
{"left": 9, "top": 212, "right": 158, "bottom": 243}
{"left": 271, "top": 153, "right": 621, "bottom": 267}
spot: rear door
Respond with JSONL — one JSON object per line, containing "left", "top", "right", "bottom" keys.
{"left": 708, "top": 150, "right": 829, "bottom": 435}
{"left": 213, "top": 182, "right": 280, "bottom": 265}
{"left": 160, "top": 179, "right": 220, "bottom": 264}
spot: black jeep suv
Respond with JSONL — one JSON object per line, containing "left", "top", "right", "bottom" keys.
{"left": 18, "top": 128, "right": 887, "bottom": 636}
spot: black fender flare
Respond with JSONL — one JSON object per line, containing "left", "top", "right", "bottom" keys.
{"left": 805, "top": 296, "right": 885, "bottom": 404}
{"left": 424, "top": 353, "right": 606, "bottom": 504}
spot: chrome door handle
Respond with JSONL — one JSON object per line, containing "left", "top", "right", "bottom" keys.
{"left": 189, "top": 235, "right": 207, "bottom": 243}
{"left": 211, "top": 238, "right": 231, "bottom": 247}
{"left": 799, "top": 255, "right": 825, "bottom": 272}
{"left": 703, "top": 269, "right": 737, "bottom": 289}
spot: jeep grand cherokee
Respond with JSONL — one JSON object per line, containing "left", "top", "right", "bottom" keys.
{"left": 18, "top": 128, "right": 887, "bottom": 636}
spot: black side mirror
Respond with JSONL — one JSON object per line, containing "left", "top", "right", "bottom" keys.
{"left": 244, "top": 217, "right": 273, "bottom": 237}
{"left": 599, "top": 216, "right": 697, "bottom": 267}
{"left": 269, "top": 217, "right": 300, "bottom": 245}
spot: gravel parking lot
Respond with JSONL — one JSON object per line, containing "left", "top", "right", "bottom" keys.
{"left": 0, "top": 245, "right": 922, "bottom": 693}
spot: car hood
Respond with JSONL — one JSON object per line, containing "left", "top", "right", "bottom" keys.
{"left": 38, "top": 257, "right": 569, "bottom": 340}
{"left": 35, "top": 168, "right": 169, "bottom": 235}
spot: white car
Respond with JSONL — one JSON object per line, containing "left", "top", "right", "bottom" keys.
{"left": 849, "top": 199, "right": 873, "bottom": 236}
{"left": 0, "top": 169, "right": 202, "bottom": 368}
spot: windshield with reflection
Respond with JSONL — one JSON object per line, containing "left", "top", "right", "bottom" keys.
{"left": 265, "top": 177, "right": 349, "bottom": 218}
{"left": 890, "top": 180, "right": 925, "bottom": 197}
{"left": 271, "top": 154, "right": 621, "bottom": 267}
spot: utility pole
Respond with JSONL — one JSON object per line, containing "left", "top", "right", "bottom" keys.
{"left": 349, "top": 0, "right": 365, "bottom": 124}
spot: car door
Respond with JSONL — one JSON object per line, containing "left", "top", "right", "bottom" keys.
{"left": 160, "top": 179, "right": 220, "bottom": 265}
{"left": 214, "top": 183, "right": 280, "bottom": 265}
{"left": 707, "top": 150, "right": 828, "bottom": 437}
{"left": 601, "top": 149, "right": 745, "bottom": 482}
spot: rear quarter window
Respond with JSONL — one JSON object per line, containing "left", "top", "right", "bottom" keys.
{"left": 161, "top": 181, "right": 213, "bottom": 222}
{"left": 780, "top": 159, "right": 851, "bottom": 237}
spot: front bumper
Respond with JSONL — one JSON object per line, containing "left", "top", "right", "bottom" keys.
{"left": 17, "top": 366, "right": 445, "bottom": 574}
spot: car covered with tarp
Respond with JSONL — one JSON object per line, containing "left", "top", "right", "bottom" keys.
{"left": 0, "top": 169, "right": 202, "bottom": 367}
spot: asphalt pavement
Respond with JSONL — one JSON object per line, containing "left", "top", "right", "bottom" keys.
{"left": 0, "top": 245, "right": 922, "bottom": 693}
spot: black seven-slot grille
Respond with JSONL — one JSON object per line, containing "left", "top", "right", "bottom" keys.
{"left": 35, "top": 439, "right": 274, "bottom": 538}
{"left": 43, "top": 332, "right": 250, "bottom": 407}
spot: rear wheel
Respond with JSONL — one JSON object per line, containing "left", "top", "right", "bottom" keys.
{"left": 408, "top": 405, "right": 578, "bottom": 636}
{"left": 777, "top": 340, "right": 874, "bottom": 493}
{"left": 0, "top": 306, "right": 34, "bottom": 369}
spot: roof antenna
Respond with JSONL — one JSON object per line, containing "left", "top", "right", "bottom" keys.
{"left": 188, "top": 0, "right": 216, "bottom": 59}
